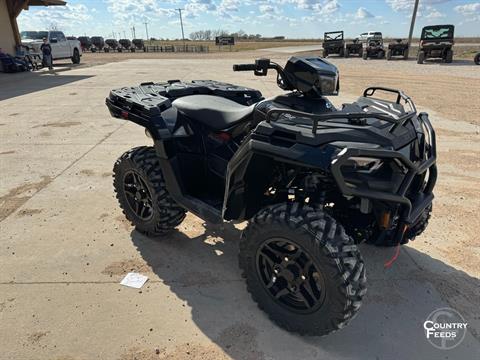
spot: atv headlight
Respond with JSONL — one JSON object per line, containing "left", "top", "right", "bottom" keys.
{"left": 315, "top": 74, "right": 339, "bottom": 95}
{"left": 345, "top": 157, "right": 383, "bottom": 174}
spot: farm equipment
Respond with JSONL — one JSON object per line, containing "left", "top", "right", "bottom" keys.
{"left": 132, "top": 39, "right": 145, "bottom": 52}
{"left": 78, "top": 36, "right": 92, "bottom": 52}
{"left": 322, "top": 31, "right": 345, "bottom": 57}
{"left": 363, "top": 34, "right": 385, "bottom": 60}
{"left": 387, "top": 39, "right": 409, "bottom": 60}
{"left": 417, "top": 25, "right": 454, "bottom": 64}
{"left": 90, "top": 36, "right": 105, "bottom": 53}
{"left": 105, "top": 56, "right": 437, "bottom": 336}
{"left": 105, "top": 39, "right": 119, "bottom": 53}
{"left": 345, "top": 38, "right": 363, "bottom": 57}
{"left": 119, "top": 39, "right": 132, "bottom": 52}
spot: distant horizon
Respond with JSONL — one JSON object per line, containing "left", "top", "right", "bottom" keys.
{"left": 17, "top": 0, "right": 480, "bottom": 39}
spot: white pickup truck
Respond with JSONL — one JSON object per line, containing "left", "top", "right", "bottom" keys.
{"left": 20, "top": 30, "right": 82, "bottom": 64}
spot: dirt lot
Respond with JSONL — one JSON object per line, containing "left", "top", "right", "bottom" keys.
{"left": 0, "top": 49, "right": 479, "bottom": 359}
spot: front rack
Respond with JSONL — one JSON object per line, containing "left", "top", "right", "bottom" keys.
{"left": 266, "top": 86, "right": 417, "bottom": 134}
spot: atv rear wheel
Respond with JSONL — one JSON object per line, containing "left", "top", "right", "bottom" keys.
{"left": 417, "top": 51, "right": 425, "bottom": 64}
{"left": 239, "top": 203, "right": 366, "bottom": 336}
{"left": 475, "top": 53, "right": 480, "bottom": 65}
{"left": 113, "top": 146, "right": 186, "bottom": 236}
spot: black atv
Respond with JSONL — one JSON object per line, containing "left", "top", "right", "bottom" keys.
{"left": 90, "top": 36, "right": 105, "bottom": 53}
{"left": 322, "top": 31, "right": 345, "bottom": 57}
{"left": 119, "top": 39, "right": 133, "bottom": 52}
{"left": 417, "top": 25, "right": 454, "bottom": 64}
{"left": 474, "top": 52, "right": 480, "bottom": 65}
{"left": 106, "top": 57, "right": 436, "bottom": 336}
{"left": 105, "top": 39, "right": 119, "bottom": 53}
{"left": 387, "top": 39, "right": 409, "bottom": 60}
{"left": 363, "top": 35, "right": 385, "bottom": 60}
{"left": 345, "top": 38, "right": 362, "bottom": 58}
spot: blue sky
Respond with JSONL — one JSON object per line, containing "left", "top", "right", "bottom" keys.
{"left": 18, "top": 0, "right": 480, "bottom": 39}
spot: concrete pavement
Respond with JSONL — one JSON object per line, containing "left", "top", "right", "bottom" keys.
{"left": 0, "top": 59, "right": 479, "bottom": 360}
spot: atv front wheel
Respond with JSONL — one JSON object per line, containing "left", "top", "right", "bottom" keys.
{"left": 239, "top": 203, "right": 366, "bottom": 336}
{"left": 113, "top": 146, "right": 186, "bottom": 236}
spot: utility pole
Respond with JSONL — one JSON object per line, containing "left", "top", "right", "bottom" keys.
{"left": 131, "top": 25, "right": 136, "bottom": 39}
{"left": 176, "top": 8, "right": 185, "bottom": 48}
{"left": 407, "top": 0, "right": 420, "bottom": 47}
{"left": 144, "top": 20, "right": 149, "bottom": 42}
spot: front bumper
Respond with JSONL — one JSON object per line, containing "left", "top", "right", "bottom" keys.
{"left": 331, "top": 111, "right": 437, "bottom": 226}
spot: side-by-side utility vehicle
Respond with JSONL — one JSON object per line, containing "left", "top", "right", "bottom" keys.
{"left": 417, "top": 25, "right": 454, "bottom": 64}
{"left": 105, "top": 57, "right": 437, "bottom": 335}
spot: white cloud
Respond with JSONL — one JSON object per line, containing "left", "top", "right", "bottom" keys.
{"left": 425, "top": 9, "right": 445, "bottom": 18}
{"left": 106, "top": 0, "right": 176, "bottom": 24}
{"left": 454, "top": 2, "right": 480, "bottom": 22}
{"left": 386, "top": 0, "right": 451, "bottom": 12}
{"left": 454, "top": 2, "right": 480, "bottom": 15}
{"left": 18, "top": 4, "right": 92, "bottom": 31}
{"left": 355, "top": 7, "right": 374, "bottom": 19}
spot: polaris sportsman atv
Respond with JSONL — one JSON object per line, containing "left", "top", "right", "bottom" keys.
{"left": 106, "top": 57, "right": 436, "bottom": 336}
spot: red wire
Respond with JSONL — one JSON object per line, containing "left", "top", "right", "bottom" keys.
{"left": 384, "top": 243, "right": 401, "bottom": 268}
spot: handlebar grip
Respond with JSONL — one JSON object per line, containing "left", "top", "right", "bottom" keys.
{"left": 233, "top": 64, "right": 257, "bottom": 71}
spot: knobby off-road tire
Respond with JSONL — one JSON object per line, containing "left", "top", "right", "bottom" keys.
{"left": 368, "top": 204, "right": 433, "bottom": 247}
{"left": 475, "top": 53, "right": 480, "bottom": 65}
{"left": 445, "top": 50, "right": 453, "bottom": 63}
{"left": 239, "top": 203, "right": 366, "bottom": 336}
{"left": 417, "top": 51, "right": 425, "bottom": 64}
{"left": 113, "top": 146, "right": 186, "bottom": 236}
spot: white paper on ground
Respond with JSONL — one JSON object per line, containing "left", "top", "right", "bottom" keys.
{"left": 120, "top": 272, "right": 149, "bottom": 289}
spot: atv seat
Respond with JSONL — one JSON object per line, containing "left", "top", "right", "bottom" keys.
{"left": 172, "top": 95, "right": 255, "bottom": 130}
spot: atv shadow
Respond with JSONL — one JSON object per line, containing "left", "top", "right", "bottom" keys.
{"left": 131, "top": 220, "right": 480, "bottom": 360}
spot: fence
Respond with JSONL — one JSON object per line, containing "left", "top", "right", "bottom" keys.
{"left": 144, "top": 45, "right": 209, "bottom": 53}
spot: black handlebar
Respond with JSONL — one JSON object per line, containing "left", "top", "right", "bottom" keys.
{"left": 233, "top": 64, "right": 257, "bottom": 71}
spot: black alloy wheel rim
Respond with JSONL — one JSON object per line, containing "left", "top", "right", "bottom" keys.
{"left": 123, "top": 170, "right": 154, "bottom": 221}
{"left": 256, "top": 238, "right": 326, "bottom": 313}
